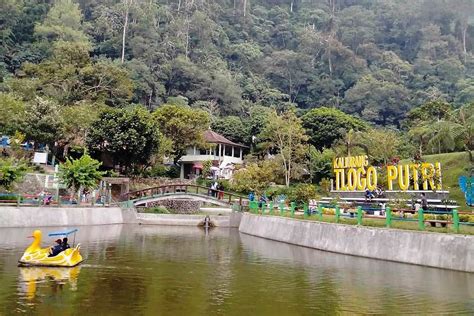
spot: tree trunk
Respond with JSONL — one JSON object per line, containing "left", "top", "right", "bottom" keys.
{"left": 185, "top": 17, "right": 190, "bottom": 59}
{"left": 121, "top": 0, "right": 130, "bottom": 64}
{"left": 290, "top": 0, "right": 293, "bottom": 13}
{"left": 243, "top": 0, "right": 247, "bottom": 17}
{"left": 462, "top": 23, "right": 468, "bottom": 63}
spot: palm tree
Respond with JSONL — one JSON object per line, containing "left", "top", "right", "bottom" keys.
{"left": 426, "top": 120, "right": 462, "bottom": 154}
{"left": 453, "top": 104, "right": 474, "bottom": 162}
{"left": 336, "top": 129, "right": 368, "bottom": 156}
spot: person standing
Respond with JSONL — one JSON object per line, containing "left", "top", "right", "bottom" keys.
{"left": 421, "top": 193, "right": 428, "bottom": 211}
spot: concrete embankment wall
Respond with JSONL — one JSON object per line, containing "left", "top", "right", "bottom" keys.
{"left": 138, "top": 212, "right": 242, "bottom": 227}
{"left": 239, "top": 214, "right": 474, "bottom": 272}
{"left": 0, "top": 206, "right": 137, "bottom": 228}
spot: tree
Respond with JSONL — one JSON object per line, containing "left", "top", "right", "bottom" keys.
{"left": 301, "top": 107, "right": 367, "bottom": 149}
{"left": 0, "top": 93, "right": 26, "bottom": 135}
{"left": 308, "top": 146, "right": 334, "bottom": 184}
{"left": 23, "top": 97, "right": 63, "bottom": 147}
{"left": 211, "top": 116, "right": 248, "bottom": 145}
{"left": 344, "top": 74, "right": 410, "bottom": 126}
{"left": 35, "top": 0, "right": 89, "bottom": 43}
{"left": 87, "top": 106, "right": 161, "bottom": 172}
{"left": 231, "top": 160, "right": 279, "bottom": 194}
{"left": 153, "top": 104, "right": 210, "bottom": 163}
{"left": 359, "top": 128, "right": 402, "bottom": 165}
{"left": 60, "top": 103, "right": 106, "bottom": 155}
{"left": 455, "top": 104, "right": 474, "bottom": 161}
{"left": 20, "top": 41, "right": 133, "bottom": 106}
{"left": 260, "top": 109, "right": 308, "bottom": 187}
{"left": 59, "top": 153, "right": 105, "bottom": 199}
{"left": 0, "top": 158, "right": 29, "bottom": 190}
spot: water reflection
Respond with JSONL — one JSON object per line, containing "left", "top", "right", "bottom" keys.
{"left": 18, "top": 266, "right": 81, "bottom": 301}
{"left": 0, "top": 225, "right": 472, "bottom": 315}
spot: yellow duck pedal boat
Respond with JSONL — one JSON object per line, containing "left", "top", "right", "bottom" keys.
{"left": 18, "top": 229, "right": 84, "bottom": 267}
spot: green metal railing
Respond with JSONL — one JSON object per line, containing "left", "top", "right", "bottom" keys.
{"left": 246, "top": 199, "right": 472, "bottom": 234}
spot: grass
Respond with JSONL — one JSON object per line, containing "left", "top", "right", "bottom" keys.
{"left": 253, "top": 210, "right": 474, "bottom": 235}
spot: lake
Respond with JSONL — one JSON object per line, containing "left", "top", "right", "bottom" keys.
{"left": 0, "top": 225, "right": 473, "bottom": 315}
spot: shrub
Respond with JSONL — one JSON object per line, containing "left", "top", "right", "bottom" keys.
{"left": 287, "top": 183, "right": 318, "bottom": 204}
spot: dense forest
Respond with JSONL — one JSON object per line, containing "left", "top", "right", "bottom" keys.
{"left": 1, "top": 0, "right": 473, "bottom": 125}
{"left": 0, "top": 0, "right": 473, "bottom": 189}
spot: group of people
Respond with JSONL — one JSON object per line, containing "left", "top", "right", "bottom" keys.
{"left": 364, "top": 187, "right": 384, "bottom": 201}
{"left": 248, "top": 192, "right": 272, "bottom": 209}
{"left": 209, "top": 182, "right": 225, "bottom": 199}
{"left": 49, "top": 237, "right": 70, "bottom": 257}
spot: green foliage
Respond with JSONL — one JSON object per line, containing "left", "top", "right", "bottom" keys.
{"left": 153, "top": 104, "right": 210, "bottom": 162}
{"left": 34, "top": 0, "right": 88, "bottom": 43}
{"left": 231, "top": 160, "right": 279, "bottom": 195}
{"left": 261, "top": 109, "right": 308, "bottom": 186}
{"left": 308, "top": 147, "right": 335, "bottom": 184}
{"left": 211, "top": 116, "right": 248, "bottom": 145}
{"left": 287, "top": 183, "right": 318, "bottom": 205}
{"left": 146, "top": 206, "right": 170, "bottom": 214}
{"left": 202, "top": 160, "right": 212, "bottom": 178}
{"left": 18, "top": 41, "right": 133, "bottom": 106}
{"left": 302, "top": 107, "right": 367, "bottom": 149}
{"left": 0, "top": 158, "right": 29, "bottom": 190}
{"left": 87, "top": 106, "right": 161, "bottom": 172}
{"left": 0, "top": 93, "right": 26, "bottom": 135}
{"left": 23, "top": 97, "right": 63, "bottom": 146}
{"left": 147, "top": 164, "right": 180, "bottom": 178}
{"left": 59, "top": 153, "right": 105, "bottom": 195}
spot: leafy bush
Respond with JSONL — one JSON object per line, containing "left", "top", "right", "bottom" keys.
{"left": 0, "top": 193, "right": 20, "bottom": 201}
{"left": 0, "top": 158, "right": 29, "bottom": 190}
{"left": 287, "top": 183, "right": 318, "bottom": 204}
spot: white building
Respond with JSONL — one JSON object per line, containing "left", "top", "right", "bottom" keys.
{"left": 179, "top": 130, "right": 246, "bottom": 179}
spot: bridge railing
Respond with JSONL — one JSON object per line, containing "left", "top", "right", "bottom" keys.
{"left": 120, "top": 184, "right": 245, "bottom": 206}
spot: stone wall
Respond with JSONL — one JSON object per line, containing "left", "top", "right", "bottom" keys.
{"left": 0, "top": 206, "right": 137, "bottom": 228}
{"left": 130, "top": 177, "right": 194, "bottom": 191}
{"left": 137, "top": 213, "right": 236, "bottom": 227}
{"left": 145, "top": 199, "right": 202, "bottom": 214}
{"left": 239, "top": 214, "right": 474, "bottom": 272}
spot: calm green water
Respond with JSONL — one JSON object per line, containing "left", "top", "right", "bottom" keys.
{"left": 0, "top": 225, "right": 473, "bottom": 315}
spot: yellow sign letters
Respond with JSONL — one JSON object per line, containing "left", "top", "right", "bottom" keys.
{"left": 333, "top": 155, "right": 442, "bottom": 191}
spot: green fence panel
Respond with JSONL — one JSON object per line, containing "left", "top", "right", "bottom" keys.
{"left": 335, "top": 206, "right": 340, "bottom": 223}
{"left": 453, "top": 209, "right": 459, "bottom": 233}
{"left": 303, "top": 203, "right": 309, "bottom": 219}
{"left": 386, "top": 207, "right": 392, "bottom": 228}
{"left": 318, "top": 205, "right": 323, "bottom": 221}
{"left": 290, "top": 202, "right": 295, "bottom": 218}
{"left": 418, "top": 209, "right": 425, "bottom": 230}
{"left": 269, "top": 201, "right": 274, "bottom": 215}
{"left": 357, "top": 206, "right": 363, "bottom": 225}
{"left": 279, "top": 202, "right": 284, "bottom": 216}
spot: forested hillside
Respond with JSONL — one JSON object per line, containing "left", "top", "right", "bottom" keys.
{"left": 1, "top": 0, "right": 473, "bottom": 127}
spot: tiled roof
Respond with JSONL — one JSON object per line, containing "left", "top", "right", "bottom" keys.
{"left": 203, "top": 130, "right": 246, "bottom": 147}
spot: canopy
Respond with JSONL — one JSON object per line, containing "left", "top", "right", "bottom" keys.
{"left": 192, "top": 163, "right": 203, "bottom": 169}
{"left": 48, "top": 229, "right": 78, "bottom": 237}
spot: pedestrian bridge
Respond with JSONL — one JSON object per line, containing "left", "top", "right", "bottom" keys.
{"left": 120, "top": 184, "right": 245, "bottom": 208}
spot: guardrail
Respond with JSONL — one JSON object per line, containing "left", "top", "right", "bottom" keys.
{"left": 121, "top": 184, "right": 245, "bottom": 206}
{"left": 246, "top": 200, "right": 474, "bottom": 234}
{"left": 0, "top": 193, "right": 111, "bottom": 207}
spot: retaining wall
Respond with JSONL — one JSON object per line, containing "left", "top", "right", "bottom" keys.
{"left": 239, "top": 214, "right": 474, "bottom": 272}
{"left": 137, "top": 213, "right": 241, "bottom": 227}
{"left": 0, "top": 206, "right": 137, "bottom": 228}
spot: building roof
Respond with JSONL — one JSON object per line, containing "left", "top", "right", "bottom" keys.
{"left": 203, "top": 130, "right": 247, "bottom": 148}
